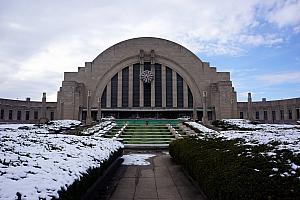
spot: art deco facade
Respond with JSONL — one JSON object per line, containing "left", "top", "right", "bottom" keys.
{"left": 0, "top": 37, "right": 299, "bottom": 124}
{"left": 56, "top": 37, "right": 237, "bottom": 123}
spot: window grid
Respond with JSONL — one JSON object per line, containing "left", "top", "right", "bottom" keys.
{"left": 188, "top": 87, "right": 193, "bottom": 108}
{"left": 177, "top": 73, "right": 184, "bottom": 108}
{"left": 122, "top": 67, "right": 129, "bottom": 107}
{"left": 166, "top": 67, "right": 173, "bottom": 108}
{"left": 111, "top": 74, "right": 118, "bottom": 108}
{"left": 143, "top": 63, "right": 151, "bottom": 107}
{"left": 101, "top": 86, "right": 107, "bottom": 108}
{"left": 155, "top": 64, "right": 162, "bottom": 107}
{"left": 133, "top": 64, "right": 140, "bottom": 107}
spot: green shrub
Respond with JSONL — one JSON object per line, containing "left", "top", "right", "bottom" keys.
{"left": 169, "top": 138, "right": 300, "bottom": 200}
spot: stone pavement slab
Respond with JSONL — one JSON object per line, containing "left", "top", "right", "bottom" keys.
{"left": 109, "top": 153, "right": 206, "bottom": 200}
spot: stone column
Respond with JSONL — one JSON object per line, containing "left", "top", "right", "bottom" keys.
{"left": 202, "top": 91, "right": 208, "bottom": 124}
{"left": 86, "top": 90, "right": 92, "bottom": 125}
{"left": 151, "top": 64, "right": 155, "bottom": 107}
{"left": 172, "top": 70, "right": 177, "bottom": 108}
{"left": 193, "top": 107, "right": 197, "bottom": 121}
{"left": 117, "top": 71, "right": 122, "bottom": 107}
{"left": 183, "top": 82, "right": 188, "bottom": 108}
{"left": 128, "top": 65, "right": 133, "bottom": 107}
{"left": 106, "top": 81, "right": 111, "bottom": 108}
{"left": 41, "top": 92, "right": 47, "bottom": 123}
{"left": 162, "top": 65, "right": 166, "bottom": 107}
{"left": 97, "top": 97, "right": 102, "bottom": 121}
{"left": 247, "top": 92, "right": 253, "bottom": 121}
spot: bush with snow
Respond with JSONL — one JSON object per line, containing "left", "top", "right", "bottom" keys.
{"left": 170, "top": 120, "right": 300, "bottom": 199}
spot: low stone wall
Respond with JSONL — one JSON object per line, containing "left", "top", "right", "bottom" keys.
{"left": 0, "top": 98, "right": 57, "bottom": 123}
{"left": 237, "top": 97, "right": 300, "bottom": 124}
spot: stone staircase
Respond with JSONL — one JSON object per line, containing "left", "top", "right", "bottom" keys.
{"left": 103, "top": 120, "right": 187, "bottom": 148}
{"left": 121, "top": 124, "right": 174, "bottom": 144}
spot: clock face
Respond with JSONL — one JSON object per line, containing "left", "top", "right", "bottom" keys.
{"left": 140, "top": 70, "right": 154, "bottom": 83}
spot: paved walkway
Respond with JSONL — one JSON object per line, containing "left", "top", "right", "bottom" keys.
{"left": 109, "top": 154, "right": 206, "bottom": 200}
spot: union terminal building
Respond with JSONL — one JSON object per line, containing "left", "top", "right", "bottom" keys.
{"left": 57, "top": 37, "right": 237, "bottom": 122}
{"left": 0, "top": 37, "right": 300, "bottom": 123}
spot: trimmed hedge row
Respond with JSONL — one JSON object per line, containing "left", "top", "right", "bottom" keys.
{"left": 55, "top": 148, "right": 123, "bottom": 200}
{"left": 169, "top": 137, "right": 300, "bottom": 200}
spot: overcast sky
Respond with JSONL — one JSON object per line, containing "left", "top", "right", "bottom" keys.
{"left": 0, "top": 0, "right": 300, "bottom": 102}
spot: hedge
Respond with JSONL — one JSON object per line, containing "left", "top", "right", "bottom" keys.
{"left": 169, "top": 137, "right": 300, "bottom": 200}
{"left": 55, "top": 148, "right": 123, "bottom": 200}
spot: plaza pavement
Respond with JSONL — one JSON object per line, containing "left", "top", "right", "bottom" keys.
{"left": 109, "top": 153, "right": 206, "bottom": 200}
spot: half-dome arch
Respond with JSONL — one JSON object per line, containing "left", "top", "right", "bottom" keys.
{"left": 57, "top": 37, "right": 237, "bottom": 121}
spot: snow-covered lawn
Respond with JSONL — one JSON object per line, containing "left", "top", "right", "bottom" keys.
{"left": 81, "top": 121, "right": 116, "bottom": 136}
{"left": 223, "top": 119, "right": 300, "bottom": 131}
{"left": 0, "top": 121, "right": 123, "bottom": 200}
{"left": 218, "top": 119, "right": 300, "bottom": 153}
{"left": 122, "top": 154, "right": 155, "bottom": 165}
{"left": 188, "top": 119, "right": 300, "bottom": 177}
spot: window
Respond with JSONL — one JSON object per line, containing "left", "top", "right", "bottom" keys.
{"left": 188, "top": 87, "right": 193, "bottom": 108}
{"left": 166, "top": 67, "right": 173, "bottom": 107}
{"left": 240, "top": 112, "right": 244, "bottom": 119}
{"left": 143, "top": 63, "right": 151, "bottom": 107}
{"left": 133, "top": 64, "right": 140, "bottom": 107}
{"left": 272, "top": 110, "right": 276, "bottom": 122}
{"left": 155, "top": 64, "right": 162, "bottom": 107}
{"left": 297, "top": 109, "right": 300, "bottom": 119}
{"left": 9, "top": 110, "right": 13, "bottom": 120}
{"left": 177, "top": 73, "right": 183, "bottom": 108}
{"left": 50, "top": 112, "right": 54, "bottom": 120}
{"left": 101, "top": 86, "right": 107, "bottom": 108}
{"left": 255, "top": 111, "right": 259, "bottom": 120}
{"left": 111, "top": 73, "right": 118, "bottom": 108}
{"left": 263, "top": 111, "right": 268, "bottom": 120}
{"left": 26, "top": 111, "right": 30, "bottom": 120}
{"left": 280, "top": 110, "right": 284, "bottom": 120}
{"left": 122, "top": 67, "right": 129, "bottom": 107}
{"left": 17, "top": 111, "right": 21, "bottom": 120}
{"left": 208, "top": 111, "right": 213, "bottom": 120}
{"left": 288, "top": 110, "right": 292, "bottom": 119}
{"left": 0, "top": 109, "right": 4, "bottom": 119}
{"left": 34, "top": 111, "right": 38, "bottom": 120}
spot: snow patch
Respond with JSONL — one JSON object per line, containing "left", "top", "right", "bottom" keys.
{"left": 122, "top": 154, "right": 156, "bottom": 165}
{"left": 186, "top": 122, "right": 217, "bottom": 134}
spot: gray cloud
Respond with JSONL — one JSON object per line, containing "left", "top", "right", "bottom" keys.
{"left": 0, "top": 0, "right": 300, "bottom": 101}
